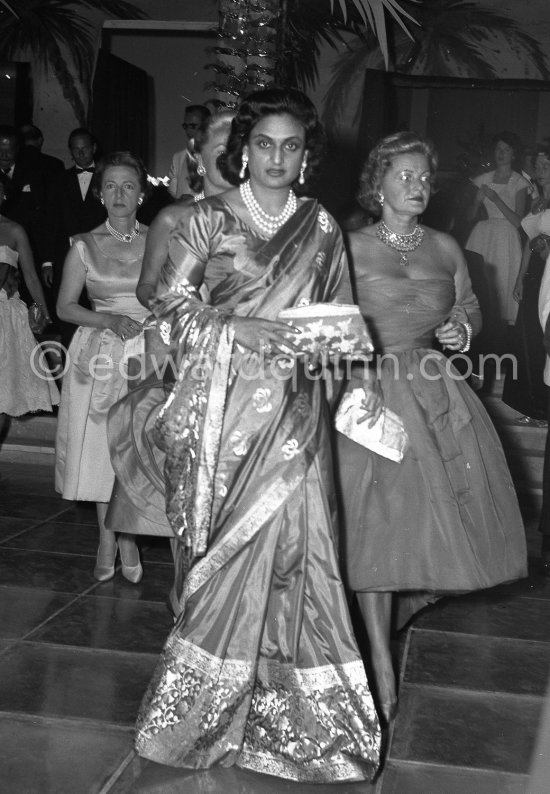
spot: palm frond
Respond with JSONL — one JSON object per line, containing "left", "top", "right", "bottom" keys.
{"left": 328, "top": 0, "right": 416, "bottom": 66}
{"left": 0, "top": 4, "right": 94, "bottom": 78}
{"left": 0, "top": 0, "right": 19, "bottom": 18}
{"left": 322, "top": 42, "right": 376, "bottom": 128}
{"left": 399, "top": 0, "right": 549, "bottom": 77}
{"left": 66, "top": 0, "right": 147, "bottom": 19}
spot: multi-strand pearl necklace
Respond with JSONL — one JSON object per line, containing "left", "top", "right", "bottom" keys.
{"left": 105, "top": 219, "right": 140, "bottom": 243}
{"left": 240, "top": 179, "right": 297, "bottom": 237}
{"left": 376, "top": 220, "right": 424, "bottom": 266}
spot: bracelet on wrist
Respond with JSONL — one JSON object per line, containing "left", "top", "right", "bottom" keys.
{"left": 458, "top": 322, "right": 472, "bottom": 353}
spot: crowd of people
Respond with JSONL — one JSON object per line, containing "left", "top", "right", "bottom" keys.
{"left": 0, "top": 90, "right": 540, "bottom": 782}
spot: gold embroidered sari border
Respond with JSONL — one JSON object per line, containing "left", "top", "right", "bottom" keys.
{"left": 256, "top": 656, "right": 370, "bottom": 690}
{"left": 194, "top": 321, "right": 235, "bottom": 555}
{"left": 238, "top": 749, "right": 376, "bottom": 783}
{"left": 165, "top": 635, "right": 254, "bottom": 681}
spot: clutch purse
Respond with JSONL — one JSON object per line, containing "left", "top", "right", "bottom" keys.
{"left": 334, "top": 387, "right": 408, "bottom": 463}
{"left": 278, "top": 303, "right": 373, "bottom": 358}
{"left": 28, "top": 302, "right": 50, "bottom": 336}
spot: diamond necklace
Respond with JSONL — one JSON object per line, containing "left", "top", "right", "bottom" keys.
{"left": 376, "top": 220, "right": 424, "bottom": 266}
{"left": 239, "top": 179, "right": 297, "bottom": 237}
{"left": 105, "top": 219, "right": 140, "bottom": 243}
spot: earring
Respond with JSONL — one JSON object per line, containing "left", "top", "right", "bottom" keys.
{"left": 239, "top": 152, "right": 248, "bottom": 180}
{"left": 197, "top": 163, "right": 206, "bottom": 177}
{"left": 100, "top": 197, "right": 104, "bottom": 205}
{"left": 378, "top": 193, "right": 384, "bottom": 206}
{"left": 138, "top": 196, "right": 143, "bottom": 206}
{"left": 299, "top": 158, "right": 307, "bottom": 185}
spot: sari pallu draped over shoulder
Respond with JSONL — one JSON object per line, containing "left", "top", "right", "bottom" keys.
{"left": 136, "top": 197, "right": 381, "bottom": 782}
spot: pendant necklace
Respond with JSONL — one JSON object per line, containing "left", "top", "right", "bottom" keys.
{"left": 105, "top": 219, "right": 140, "bottom": 243}
{"left": 240, "top": 179, "right": 297, "bottom": 237}
{"left": 376, "top": 220, "right": 424, "bottom": 266}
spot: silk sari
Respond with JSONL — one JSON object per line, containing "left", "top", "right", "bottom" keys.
{"left": 135, "top": 197, "right": 381, "bottom": 782}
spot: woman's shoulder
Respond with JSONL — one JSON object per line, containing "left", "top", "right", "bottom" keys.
{"left": 347, "top": 223, "right": 379, "bottom": 247}
{"left": 472, "top": 171, "right": 491, "bottom": 187}
{"left": 510, "top": 170, "right": 530, "bottom": 190}
{"left": 0, "top": 215, "right": 23, "bottom": 237}
{"left": 424, "top": 224, "right": 460, "bottom": 250}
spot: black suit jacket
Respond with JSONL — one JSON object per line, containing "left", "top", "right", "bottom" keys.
{"left": 44, "top": 165, "right": 107, "bottom": 288}
{"left": 3, "top": 147, "right": 51, "bottom": 259}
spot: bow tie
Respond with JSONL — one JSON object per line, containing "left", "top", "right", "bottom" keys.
{"left": 77, "top": 167, "right": 94, "bottom": 173}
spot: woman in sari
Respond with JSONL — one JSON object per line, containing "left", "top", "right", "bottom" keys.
{"left": 134, "top": 88, "right": 381, "bottom": 782}
{"left": 336, "top": 131, "right": 528, "bottom": 724}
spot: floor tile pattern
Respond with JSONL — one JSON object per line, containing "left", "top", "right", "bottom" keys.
{"left": 0, "top": 461, "right": 548, "bottom": 793}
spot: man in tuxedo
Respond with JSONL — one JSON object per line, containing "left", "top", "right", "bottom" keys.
{"left": 19, "top": 123, "right": 64, "bottom": 183}
{"left": 0, "top": 125, "right": 52, "bottom": 261}
{"left": 167, "top": 104, "right": 210, "bottom": 199}
{"left": 41, "top": 127, "right": 106, "bottom": 346}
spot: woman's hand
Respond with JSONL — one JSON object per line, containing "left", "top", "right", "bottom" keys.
{"left": 357, "top": 377, "right": 383, "bottom": 428}
{"left": 435, "top": 320, "right": 468, "bottom": 351}
{"left": 107, "top": 314, "right": 143, "bottom": 341}
{"left": 233, "top": 316, "right": 299, "bottom": 356}
{"left": 513, "top": 278, "right": 524, "bottom": 303}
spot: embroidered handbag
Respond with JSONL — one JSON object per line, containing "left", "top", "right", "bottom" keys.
{"left": 278, "top": 302, "right": 373, "bottom": 358}
{"left": 28, "top": 302, "right": 50, "bottom": 336}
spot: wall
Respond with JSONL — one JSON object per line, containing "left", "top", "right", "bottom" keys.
{"left": 104, "top": 29, "right": 216, "bottom": 175}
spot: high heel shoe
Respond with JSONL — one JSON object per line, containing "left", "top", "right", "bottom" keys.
{"left": 380, "top": 698, "right": 398, "bottom": 725}
{"left": 119, "top": 541, "right": 143, "bottom": 584}
{"left": 93, "top": 543, "right": 117, "bottom": 582}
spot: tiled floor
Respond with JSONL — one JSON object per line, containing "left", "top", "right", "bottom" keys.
{"left": 0, "top": 460, "right": 548, "bottom": 793}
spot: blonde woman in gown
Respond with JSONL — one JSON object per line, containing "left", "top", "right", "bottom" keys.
{"left": 336, "top": 131, "right": 528, "bottom": 725}
{"left": 55, "top": 152, "right": 150, "bottom": 583}
{"left": 105, "top": 112, "right": 235, "bottom": 607}
{"left": 466, "top": 132, "right": 529, "bottom": 330}
{"left": 0, "top": 174, "right": 58, "bottom": 425}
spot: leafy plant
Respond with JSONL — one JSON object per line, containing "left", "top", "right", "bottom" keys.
{"left": 0, "top": 0, "right": 147, "bottom": 125}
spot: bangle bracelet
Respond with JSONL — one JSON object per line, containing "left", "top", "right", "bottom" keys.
{"left": 458, "top": 322, "right": 472, "bottom": 353}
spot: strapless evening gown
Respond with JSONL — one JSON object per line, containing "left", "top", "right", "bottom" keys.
{"left": 336, "top": 276, "right": 528, "bottom": 625}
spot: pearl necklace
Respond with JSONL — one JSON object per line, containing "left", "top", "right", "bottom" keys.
{"left": 105, "top": 219, "right": 140, "bottom": 243}
{"left": 239, "top": 179, "right": 297, "bottom": 237}
{"left": 376, "top": 220, "right": 424, "bottom": 266}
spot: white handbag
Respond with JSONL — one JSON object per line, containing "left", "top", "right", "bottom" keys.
{"left": 335, "top": 387, "right": 408, "bottom": 463}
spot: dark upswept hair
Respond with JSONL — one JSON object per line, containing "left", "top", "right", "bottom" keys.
{"left": 358, "top": 130, "right": 438, "bottom": 214}
{"left": 185, "top": 104, "right": 211, "bottom": 123}
{"left": 491, "top": 130, "right": 522, "bottom": 160}
{"left": 187, "top": 110, "right": 235, "bottom": 194}
{"left": 222, "top": 87, "right": 325, "bottom": 194}
{"left": 91, "top": 151, "right": 151, "bottom": 201}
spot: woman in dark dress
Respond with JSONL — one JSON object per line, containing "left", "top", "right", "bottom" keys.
{"left": 336, "top": 131, "right": 528, "bottom": 723}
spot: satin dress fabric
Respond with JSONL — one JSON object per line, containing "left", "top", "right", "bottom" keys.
{"left": 336, "top": 273, "right": 528, "bottom": 627}
{"left": 466, "top": 170, "right": 530, "bottom": 324}
{"left": 55, "top": 233, "right": 149, "bottom": 502}
{"left": 134, "top": 197, "right": 381, "bottom": 782}
{"left": 0, "top": 245, "right": 59, "bottom": 415}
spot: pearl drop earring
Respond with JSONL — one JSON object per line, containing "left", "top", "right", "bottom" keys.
{"left": 239, "top": 152, "right": 248, "bottom": 180}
